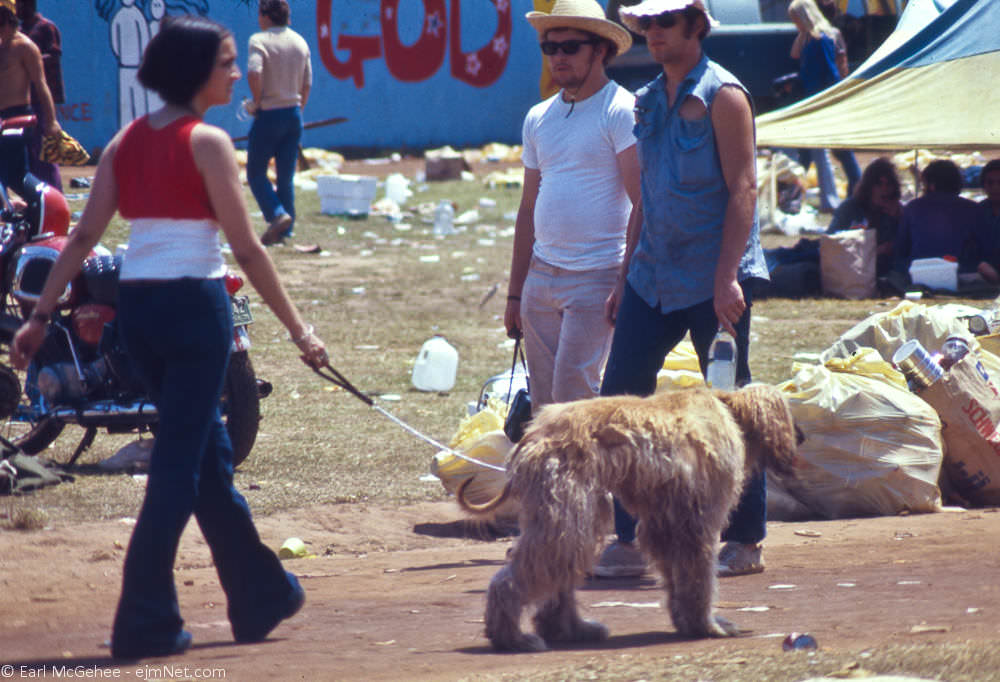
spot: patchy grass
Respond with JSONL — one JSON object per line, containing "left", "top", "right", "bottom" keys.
{"left": 7, "top": 163, "right": 993, "bottom": 525}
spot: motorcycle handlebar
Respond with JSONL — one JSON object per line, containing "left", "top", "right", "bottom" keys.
{"left": 0, "top": 115, "right": 38, "bottom": 131}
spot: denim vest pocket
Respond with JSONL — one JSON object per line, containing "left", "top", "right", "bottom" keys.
{"left": 671, "top": 116, "right": 714, "bottom": 187}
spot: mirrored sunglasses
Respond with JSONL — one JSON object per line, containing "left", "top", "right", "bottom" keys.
{"left": 637, "top": 12, "right": 680, "bottom": 31}
{"left": 539, "top": 38, "right": 599, "bottom": 56}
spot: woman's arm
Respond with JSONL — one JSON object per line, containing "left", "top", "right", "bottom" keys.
{"left": 11, "top": 136, "right": 122, "bottom": 368}
{"left": 190, "top": 123, "right": 328, "bottom": 368}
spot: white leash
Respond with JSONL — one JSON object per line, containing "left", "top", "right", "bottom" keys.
{"left": 313, "top": 364, "right": 507, "bottom": 473}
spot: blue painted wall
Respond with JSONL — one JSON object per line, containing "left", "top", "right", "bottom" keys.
{"left": 39, "top": 0, "right": 547, "bottom": 153}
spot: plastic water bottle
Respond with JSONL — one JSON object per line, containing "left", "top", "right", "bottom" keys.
{"left": 411, "top": 336, "right": 459, "bottom": 392}
{"left": 706, "top": 329, "right": 737, "bottom": 390}
{"left": 433, "top": 200, "right": 455, "bottom": 235}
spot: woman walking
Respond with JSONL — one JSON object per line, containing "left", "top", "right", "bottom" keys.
{"left": 12, "top": 15, "right": 328, "bottom": 660}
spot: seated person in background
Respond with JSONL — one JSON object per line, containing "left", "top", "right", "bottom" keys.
{"left": 893, "top": 159, "right": 989, "bottom": 280}
{"left": 827, "top": 157, "right": 901, "bottom": 276}
{"left": 977, "top": 159, "right": 1000, "bottom": 282}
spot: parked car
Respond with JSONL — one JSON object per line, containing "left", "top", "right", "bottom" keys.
{"left": 605, "top": 0, "right": 896, "bottom": 113}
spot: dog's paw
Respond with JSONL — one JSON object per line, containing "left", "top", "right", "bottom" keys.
{"left": 575, "top": 619, "right": 610, "bottom": 642}
{"left": 492, "top": 632, "right": 548, "bottom": 653}
{"left": 712, "top": 615, "right": 744, "bottom": 637}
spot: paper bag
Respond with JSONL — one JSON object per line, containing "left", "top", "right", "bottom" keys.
{"left": 918, "top": 353, "right": 1000, "bottom": 506}
{"left": 819, "top": 228, "right": 876, "bottom": 299}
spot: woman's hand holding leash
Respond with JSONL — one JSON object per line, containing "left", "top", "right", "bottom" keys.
{"left": 291, "top": 324, "right": 328, "bottom": 369}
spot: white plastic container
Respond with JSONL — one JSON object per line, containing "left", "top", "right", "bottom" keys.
{"left": 384, "top": 173, "right": 412, "bottom": 205}
{"left": 433, "top": 200, "right": 455, "bottom": 235}
{"left": 706, "top": 329, "right": 737, "bottom": 389}
{"left": 316, "top": 174, "right": 377, "bottom": 215}
{"left": 909, "top": 257, "right": 958, "bottom": 292}
{"left": 412, "top": 336, "right": 459, "bottom": 392}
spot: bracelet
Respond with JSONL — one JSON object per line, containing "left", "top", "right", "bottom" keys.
{"left": 507, "top": 295, "right": 521, "bottom": 301}
{"left": 290, "top": 324, "right": 314, "bottom": 344}
{"left": 30, "top": 311, "right": 51, "bottom": 324}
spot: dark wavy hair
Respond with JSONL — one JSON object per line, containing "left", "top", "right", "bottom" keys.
{"left": 137, "top": 15, "right": 231, "bottom": 107}
{"left": 854, "top": 157, "right": 900, "bottom": 206}
{"left": 981, "top": 159, "right": 1000, "bottom": 188}
{"left": 921, "top": 159, "right": 963, "bottom": 195}
{"left": 259, "top": 0, "right": 290, "bottom": 26}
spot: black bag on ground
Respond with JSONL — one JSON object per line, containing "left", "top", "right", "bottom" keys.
{"left": 503, "top": 338, "right": 531, "bottom": 443}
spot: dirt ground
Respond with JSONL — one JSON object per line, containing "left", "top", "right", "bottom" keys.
{"left": 5, "top": 161, "right": 1000, "bottom": 681}
{"left": 2, "top": 500, "right": 1000, "bottom": 681}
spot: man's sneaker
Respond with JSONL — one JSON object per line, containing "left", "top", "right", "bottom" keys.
{"left": 592, "top": 541, "right": 647, "bottom": 578}
{"left": 717, "top": 541, "right": 764, "bottom": 577}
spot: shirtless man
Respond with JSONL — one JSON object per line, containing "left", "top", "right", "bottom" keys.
{"left": 0, "top": 0, "right": 61, "bottom": 203}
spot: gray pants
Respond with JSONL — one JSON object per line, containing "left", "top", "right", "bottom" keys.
{"left": 521, "top": 256, "right": 618, "bottom": 411}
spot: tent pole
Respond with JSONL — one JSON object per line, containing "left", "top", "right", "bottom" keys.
{"left": 770, "top": 151, "right": 777, "bottom": 228}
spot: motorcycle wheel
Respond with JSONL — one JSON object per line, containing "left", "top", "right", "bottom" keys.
{"left": 223, "top": 350, "right": 260, "bottom": 468}
{"left": 0, "top": 364, "right": 66, "bottom": 455}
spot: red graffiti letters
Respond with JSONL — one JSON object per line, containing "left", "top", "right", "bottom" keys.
{"left": 57, "top": 102, "right": 92, "bottom": 122}
{"left": 382, "top": 0, "right": 447, "bottom": 81}
{"left": 317, "top": 0, "right": 510, "bottom": 89}
{"left": 450, "top": 0, "right": 511, "bottom": 87}
{"left": 961, "top": 398, "right": 1000, "bottom": 457}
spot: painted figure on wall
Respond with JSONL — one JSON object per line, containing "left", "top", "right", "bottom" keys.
{"left": 145, "top": 0, "right": 165, "bottom": 109}
{"left": 98, "top": 0, "right": 211, "bottom": 128}
{"left": 109, "top": 0, "right": 150, "bottom": 126}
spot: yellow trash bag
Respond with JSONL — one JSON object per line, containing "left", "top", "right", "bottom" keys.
{"left": 773, "top": 348, "right": 944, "bottom": 519}
{"left": 430, "top": 397, "right": 514, "bottom": 514}
{"left": 820, "top": 300, "right": 980, "bottom": 366}
{"left": 656, "top": 339, "right": 706, "bottom": 392}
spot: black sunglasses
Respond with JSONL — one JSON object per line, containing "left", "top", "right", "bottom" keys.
{"left": 637, "top": 12, "right": 681, "bottom": 31}
{"left": 540, "top": 38, "right": 599, "bottom": 56}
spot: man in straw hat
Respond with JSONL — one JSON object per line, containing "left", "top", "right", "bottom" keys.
{"left": 504, "top": 0, "right": 640, "bottom": 425}
{"left": 0, "top": 0, "right": 62, "bottom": 205}
{"left": 594, "top": 0, "right": 771, "bottom": 579}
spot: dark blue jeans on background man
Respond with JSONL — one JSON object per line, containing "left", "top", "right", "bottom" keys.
{"left": 247, "top": 106, "right": 302, "bottom": 237}
{"left": 111, "top": 278, "right": 299, "bottom": 657}
{"left": 600, "top": 281, "right": 766, "bottom": 546}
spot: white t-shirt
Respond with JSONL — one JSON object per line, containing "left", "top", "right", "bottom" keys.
{"left": 521, "top": 80, "right": 636, "bottom": 271}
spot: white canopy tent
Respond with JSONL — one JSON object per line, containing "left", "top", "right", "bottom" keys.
{"left": 756, "top": 0, "right": 1000, "bottom": 151}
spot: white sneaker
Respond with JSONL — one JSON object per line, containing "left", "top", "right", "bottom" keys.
{"left": 592, "top": 541, "right": 647, "bottom": 578}
{"left": 717, "top": 542, "right": 765, "bottom": 577}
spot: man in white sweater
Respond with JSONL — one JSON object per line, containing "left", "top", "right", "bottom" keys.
{"left": 246, "top": 0, "right": 311, "bottom": 245}
{"left": 505, "top": 0, "right": 639, "bottom": 416}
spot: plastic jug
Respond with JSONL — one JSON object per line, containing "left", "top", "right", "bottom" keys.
{"left": 705, "top": 329, "right": 737, "bottom": 389}
{"left": 384, "top": 173, "right": 412, "bottom": 205}
{"left": 412, "top": 336, "right": 459, "bottom": 392}
{"left": 433, "top": 200, "right": 455, "bottom": 235}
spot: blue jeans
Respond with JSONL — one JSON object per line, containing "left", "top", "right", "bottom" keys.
{"left": 0, "top": 104, "right": 33, "bottom": 203}
{"left": 247, "top": 106, "right": 302, "bottom": 234}
{"left": 600, "top": 281, "right": 767, "bottom": 545}
{"left": 111, "top": 278, "right": 298, "bottom": 653}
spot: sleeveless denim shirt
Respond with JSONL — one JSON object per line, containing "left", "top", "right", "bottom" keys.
{"left": 627, "top": 55, "right": 769, "bottom": 314}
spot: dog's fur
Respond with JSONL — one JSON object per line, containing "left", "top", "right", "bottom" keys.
{"left": 457, "top": 385, "right": 799, "bottom": 652}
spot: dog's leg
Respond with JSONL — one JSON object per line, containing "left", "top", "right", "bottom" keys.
{"left": 666, "top": 534, "right": 739, "bottom": 638}
{"left": 533, "top": 590, "right": 609, "bottom": 645}
{"left": 484, "top": 564, "right": 548, "bottom": 652}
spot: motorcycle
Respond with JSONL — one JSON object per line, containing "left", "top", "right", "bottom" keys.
{"left": 0, "top": 113, "right": 270, "bottom": 467}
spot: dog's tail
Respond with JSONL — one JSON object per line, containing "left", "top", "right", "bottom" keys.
{"left": 456, "top": 476, "right": 513, "bottom": 515}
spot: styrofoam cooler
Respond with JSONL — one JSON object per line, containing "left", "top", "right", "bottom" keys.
{"left": 909, "top": 257, "right": 958, "bottom": 291}
{"left": 316, "top": 174, "right": 377, "bottom": 215}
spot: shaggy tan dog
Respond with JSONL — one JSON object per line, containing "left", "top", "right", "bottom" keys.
{"left": 458, "top": 384, "right": 799, "bottom": 652}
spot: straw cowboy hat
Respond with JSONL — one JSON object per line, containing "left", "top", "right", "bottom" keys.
{"left": 618, "top": 0, "right": 719, "bottom": 35}
{"left": 526, "top": 0, "right": 632, "bottom": 57}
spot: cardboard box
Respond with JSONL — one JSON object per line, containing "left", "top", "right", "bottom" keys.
{"left": 316, "top": 174, "right": 377, "bottom": 215}
{"left": 918, "top": 353, "right": 1000, "bottom": 505}
{"left": 425, "top": 156, "right": 468, "bottom": 181}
